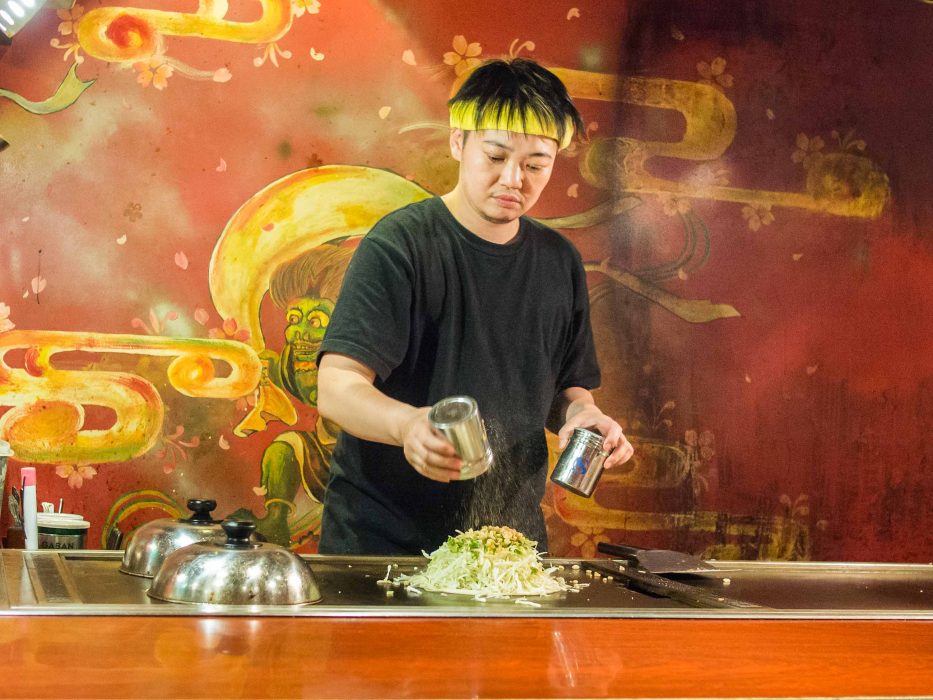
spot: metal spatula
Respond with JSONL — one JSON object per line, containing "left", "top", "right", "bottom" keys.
{"left": 597, "top": 542, "right": 732, "bottom": 575}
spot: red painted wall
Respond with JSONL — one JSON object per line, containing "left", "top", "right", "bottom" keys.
{"left": 1, "top": 0, "right": 930, "bottom": 561}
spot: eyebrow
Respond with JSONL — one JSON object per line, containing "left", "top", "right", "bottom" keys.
{"left": 482, "top": 138, "right": 555, "bottom": 160}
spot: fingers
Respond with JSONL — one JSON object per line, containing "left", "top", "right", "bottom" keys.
{"left": 603, "top": 433, "right": 635, "bottom": 469}
{"left": 557, "top": 424, "right": 575, "bottom": 449}
{"left": 401, "top": 409, "right": 463, "bottom": 482}
{"left": 409, "top": 449, "right": 463, "bottom": 482}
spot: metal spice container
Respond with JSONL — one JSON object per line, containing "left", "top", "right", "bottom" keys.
{"left": 550, "top": 428, "right": 609, "bottom": 497}
{"left": 428, "top": 395, "right": 493, "bottom": 479}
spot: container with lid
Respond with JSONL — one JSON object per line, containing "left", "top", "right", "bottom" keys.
{"left": 37, "top": 512, "right": 90, "bottom": 549}
{"left": 147, "top": 520, "right": 321, "bottom": 606}
{"left": 120, "top": 499, "right": 225, "bottom": 578}
{"left": 550, "top": 428, "right": 609, "bottom": 497}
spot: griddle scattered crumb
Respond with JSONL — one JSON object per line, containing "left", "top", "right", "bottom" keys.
{"left": 515, "top": 598, "right": 542, "bottom": 608}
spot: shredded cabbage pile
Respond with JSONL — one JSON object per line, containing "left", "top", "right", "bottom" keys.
{"left": 395, "top": 525, "right": 571, "bottom": 598}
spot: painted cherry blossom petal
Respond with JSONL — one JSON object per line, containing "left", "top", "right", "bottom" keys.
{"left": 309, "top": 48, "right": 325, "bottom": 61}
{"left": 401, "top": 49, "right": 416, "bottom": 66}
{"left": 21, "top": 216, "right": 29, "bottom": 222}
{"left": 174, "top": 251, "right": 189, "bottom": 270}
{"left": 116, "top": 234, "right": 128, "bottom": 245}
{"left": 253, "top": 486, "right": 268, "bottom": 496}
{"left": 566, "top": 183, "right": 579, "bottom": 198}
{"left": 31, "top": 276, "right": 47, "bottom": 294}
{"left": 792, "top": 253, "right": 803, "bottom": 261}
{"left": 216, "top": 158, "right": 227, "bottom": 172}
{"left": 194, "top": 307, "right": 210, "bottom": 325}
{"left": 806, "top": 365, "right": 819, "bottom": 375}
{"left": 567, "top": 7, "right": 581, "bottom": 19}
{"left": 218, "top": 435, "right": 230, "bottom": 450}
{"left": 78, "top": 465, "right": 97, "bottom": 479}
{"left": 378, "top": 106, "right": 392, "bottom": 119}
{"left": 222, "top": 317, "right": 239, "bottom": 336}
{"left": 212, "top": 68, "right": 232, "bottom": 83}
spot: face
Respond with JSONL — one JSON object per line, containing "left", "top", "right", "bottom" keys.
{"left": 284, "top": 296, "right": 334, "bottom": 404}
{"left": 449, "top": 128, "right": 558, "bottom": 228}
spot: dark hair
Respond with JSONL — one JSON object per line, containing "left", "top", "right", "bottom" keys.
{"left": 448, "top": 58, "right": 584, "bottom": 147}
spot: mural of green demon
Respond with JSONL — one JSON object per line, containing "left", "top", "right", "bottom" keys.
{"left": 229, "top": 244, "right": 355, "bottom": 545}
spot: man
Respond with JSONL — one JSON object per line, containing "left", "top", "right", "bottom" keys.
{"left": 316, "top": 58, "right": 634, "bottom": 555}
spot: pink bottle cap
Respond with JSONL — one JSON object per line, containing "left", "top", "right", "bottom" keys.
{"left": 21, "top": 466, "right": 36, "bottom": 487}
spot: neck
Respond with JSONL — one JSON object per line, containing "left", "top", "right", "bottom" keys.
{"left": 441, "top": 190, "right": 520, "bottom": 245}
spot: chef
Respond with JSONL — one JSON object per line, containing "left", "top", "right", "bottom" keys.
{"left": 316, "top": 57, "right": 634, "bottom": 555}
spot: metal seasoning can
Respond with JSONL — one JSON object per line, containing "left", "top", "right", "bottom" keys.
{"left": 428, "top": 395, "right": 493, "bottom": 480}
{"left": 550, "top": 428, "right": 609, "bottom": 497}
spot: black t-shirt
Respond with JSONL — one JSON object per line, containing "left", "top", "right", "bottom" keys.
{"left": 317, "top": 197, "right": 600, "bottom": 554}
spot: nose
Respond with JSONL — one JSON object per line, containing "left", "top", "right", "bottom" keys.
{"left": 498, "top": 159, "right": 522, "bottom": 189}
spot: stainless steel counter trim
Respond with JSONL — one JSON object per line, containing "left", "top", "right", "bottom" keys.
{"left": 1, "top": 550, "right": 931, "bottom": 619}
{"left": 0, "top": 604, "right": 930, "bottom": 619}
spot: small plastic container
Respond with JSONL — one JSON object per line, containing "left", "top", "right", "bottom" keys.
{"left": 550, "top": 428, "right": 609, "bottom": 497}
{"left": 37, "top": 512, "right": 90, "bottom": 549}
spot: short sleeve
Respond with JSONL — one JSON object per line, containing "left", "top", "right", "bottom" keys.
{"left": 555, "top": 255, "right": 601, "bottom": 393}
{"left": 317, "top": 230, "right": 414, "bottom": 381}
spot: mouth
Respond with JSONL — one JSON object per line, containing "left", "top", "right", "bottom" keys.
{"left": 492, "top": 194, "right": 522, "bottom": 208}
{"left": 291, "top": 340, "right": 321, "bottom": 364}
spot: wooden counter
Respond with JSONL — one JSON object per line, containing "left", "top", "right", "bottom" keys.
{"left": 0, "top": 615, "right": 931, "bottom": 698}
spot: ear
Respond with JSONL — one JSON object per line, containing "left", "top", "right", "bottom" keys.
{"left": 449, "top": 128, "right": 464, "bottom": 162}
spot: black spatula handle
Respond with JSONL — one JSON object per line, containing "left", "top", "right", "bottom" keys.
{"left": 597, "top": 542, "right": 642, "bottom": 559}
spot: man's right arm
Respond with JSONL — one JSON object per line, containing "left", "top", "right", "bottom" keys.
{"left": 317, "top": 352, "right": 463, "bottom": 482}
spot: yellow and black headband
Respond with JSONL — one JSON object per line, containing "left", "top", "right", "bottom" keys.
{"left": 449, "top": 101, "right": 575, "bottom": 150}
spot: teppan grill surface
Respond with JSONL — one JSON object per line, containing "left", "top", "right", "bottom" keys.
{"left": 1, "top": 550, "right": 932, "bottom": 699}
{"left": 1, "top": 549, "right": 931, "bottom": 618}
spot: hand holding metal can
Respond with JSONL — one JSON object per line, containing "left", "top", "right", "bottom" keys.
{"left": 550, "top": 428, "right": 609, "bottom": 497}
{"left": 428, "top": 396, "right": 493, "bottom": 480}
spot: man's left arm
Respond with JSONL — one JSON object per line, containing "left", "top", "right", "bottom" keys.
{"left": 547, "top": 387, "right": 634, "bottom": 469}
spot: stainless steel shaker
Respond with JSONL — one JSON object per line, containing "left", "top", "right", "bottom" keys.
{"left": 428, "top": 395, "right": 493, "bottom": 479}
{"left": 550, "top": 428, "right": 609, "bottom": 497}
